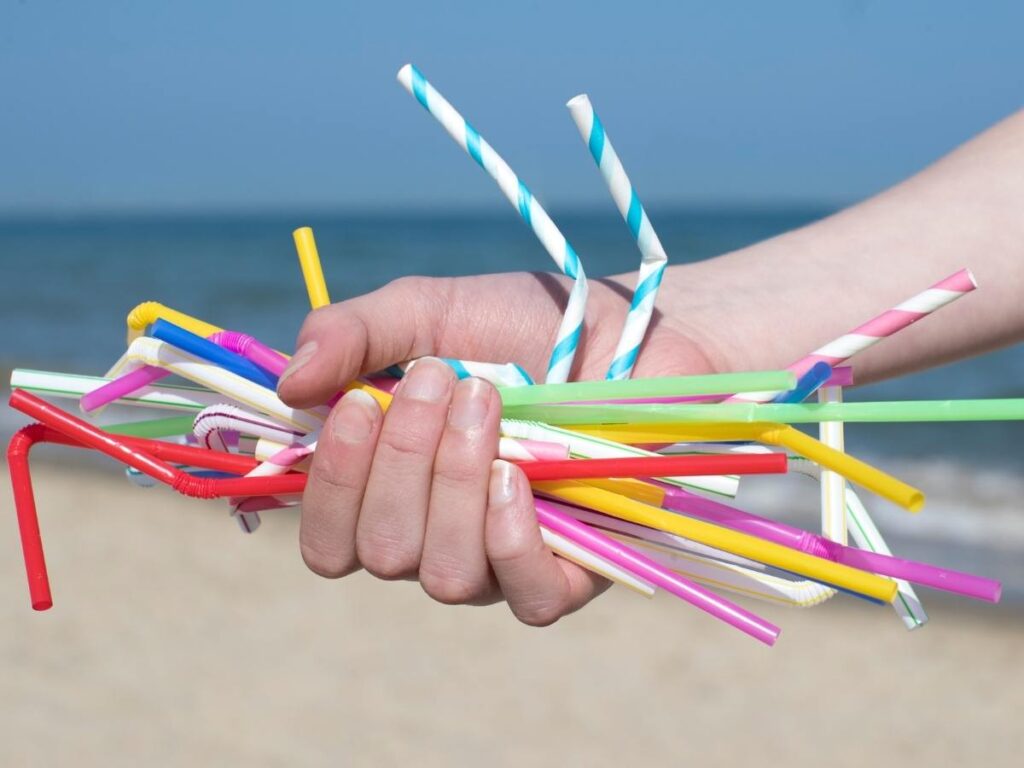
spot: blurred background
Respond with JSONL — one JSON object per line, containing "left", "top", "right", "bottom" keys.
{"left": 2, "top": 2, "right": 1022, "bottom": 765}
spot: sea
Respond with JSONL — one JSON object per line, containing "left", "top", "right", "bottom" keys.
{"left": 1, "top": 209, "right": 1021, "bottom": 600}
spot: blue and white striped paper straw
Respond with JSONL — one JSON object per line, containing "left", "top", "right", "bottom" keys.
{"left": 397, "top": 64, "right": 589, "bottom": 383}
{"left": 567, "top": 95, "right": 668, "bottom": 381}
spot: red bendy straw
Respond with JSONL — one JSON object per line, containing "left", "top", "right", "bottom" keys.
{"left": 517, "top": 453, "right": 786, "bottom": 481}
{"left": 7, "top": 389, "right": 788, "bottom": 611}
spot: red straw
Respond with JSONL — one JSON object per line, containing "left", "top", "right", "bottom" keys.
{"left": 7, "top": 389, "right": 787, "bottom": 611}
{"left": 517, "top": 452, "right": 786, "bottom": 481}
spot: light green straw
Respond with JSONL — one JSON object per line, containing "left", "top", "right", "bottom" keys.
{"left": 496, "top": 370, "right": 796, "bottom": 407}
{"left": 104, "top": 416, "right": 197, "bottom": 438}
{"left": 502, "top": 398, "right": 1024, "bottom": 425}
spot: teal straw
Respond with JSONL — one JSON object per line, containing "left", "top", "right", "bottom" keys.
{"left": 502, "top": 398, "right": 1024, "bottom": 425}
{"left": 497, "top": 371, "right": 796, "bottom": 407}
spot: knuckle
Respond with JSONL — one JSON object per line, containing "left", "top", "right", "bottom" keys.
{"left": 376, "top": 426, "right": 437, "bottom": 463}
{"left": 300, "top": 541, "right": 359, "bottom": 580}
{"left": 513, "top": 598, "right": 567, "bottom": 628}
{"left": 357, "top": 531, "right": 420, "bottom": 581}
{"left": 419, "top": 568, "right": 488, "bottom": 605}
{"left": 431, "top": 459, "right": 482, "bottom": 490}
{"left": 308, "top": 460, "right": 364, "bottom": 497}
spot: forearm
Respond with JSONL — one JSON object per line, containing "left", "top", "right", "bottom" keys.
{"left": 651, "top": 109, "right": 1024, "bottom": 384}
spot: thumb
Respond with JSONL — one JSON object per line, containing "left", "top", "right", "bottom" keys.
{"left": 277, "top": 276, "right": 450, "bottom": 408}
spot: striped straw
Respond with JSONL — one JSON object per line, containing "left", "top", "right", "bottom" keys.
{"left": 397, "top": 64, "right": 588, "bottom": 383}
{"left": 566, "top": 95, "right": 669, "bottom": 381}
{"left": 729, "top": 268, "right": 977, "bottom": 402}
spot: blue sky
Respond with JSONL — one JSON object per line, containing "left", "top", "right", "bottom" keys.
{"left": 2, "top": 1, "right": 1021, "bottom": 213}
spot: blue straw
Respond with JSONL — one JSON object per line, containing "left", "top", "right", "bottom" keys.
{"left": 149, "top": 319, "right": 279, "bottom": 390}
{"left": 771, "top": 362, "right": 833, "bottom": 404}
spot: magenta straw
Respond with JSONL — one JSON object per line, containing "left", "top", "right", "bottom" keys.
{"left": 81, "top": 329, "right": 291, "bottom": 413}
{"left": 208, "top": 331, "right": 290, "bottom": 377}
{"left": 654, "top": 483, "right": 1001, "bottom": 602}
{"left": 534, "top": 498, "right": 781, "bottom": 645}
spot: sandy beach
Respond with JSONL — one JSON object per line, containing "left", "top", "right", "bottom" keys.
{"left": 2, "top": 462, "right": 1022, "bottom": 767}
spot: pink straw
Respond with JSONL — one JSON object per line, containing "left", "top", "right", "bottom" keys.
{"left": 534, "top": 498, "right": 780, "bottom": 645}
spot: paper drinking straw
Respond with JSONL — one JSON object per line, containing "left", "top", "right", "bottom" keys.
{"left": 771, "top": 362, "right": 833, "bottom": 404}
{"left": 535, "top": 499, "right": 781, "bottom": 645}
{"left": 385, "top": 359, "right": 534, "bottom": 387}
{"left": 497, "top": 370, "right": 796, "bottom": 408}
{"left": 818, "top": 385, "right": 848, "bottom": 544}
{"left": 150, "top": 320, "right": 279, "bottom": 389}
{"left": 500, "top": 419, "right": 740, "bottom": 498}
{"left": 397, "top": 64, "right": 588, "bottom": 383}
{"left": 566, "top": 95, "right": 669, "bottom": 381}
{"left": 728, "top": 268, "right": 978, "bottom": 402}
{"left": 293, "top": 227, "right": 331, "bottom": 309}
{"left": 518, "top": 452, "right": 786, "bottom": 481}
{"left": 532, "top": 479, "right": 899, "bottom": 602}
{"left": 567, "top": 421, "right": 925, "bottom": 511}
{"left": 503, "top": 398, "right": 1024, "bottom": 424}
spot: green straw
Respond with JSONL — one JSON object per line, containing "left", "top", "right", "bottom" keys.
{"left": 104, "top": 415, "right": 197, "bottom": 438}
{"left": 496, "top": 370, "right": 797, "bottom": 407}
{"left": 502, "top": 399, "right": 1024, "bottom": 425}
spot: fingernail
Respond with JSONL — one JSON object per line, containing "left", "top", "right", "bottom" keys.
{"left": 332, "top": 389, "right": 380, "bottom": 443}
{"left": 278, "top": 341, "right": 318, "bottom": 386}
{"left": 448, "top": 377, "right": 491, "bottom": 430}
{"left": 490, "top": 460, "right": 518, "bottom": 505}
{"left": 399, "top": 357, "right": 453, "bottom": 403}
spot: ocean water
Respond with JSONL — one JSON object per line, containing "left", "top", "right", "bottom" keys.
{"left": 1, "top": 210, "right": 1022, "bottom": 598}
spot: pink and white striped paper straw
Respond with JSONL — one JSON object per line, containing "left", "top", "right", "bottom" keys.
{"left": 729, "top": 268, "right": 977, "bottom": 403}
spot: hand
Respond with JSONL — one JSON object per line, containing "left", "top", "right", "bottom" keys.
{"left": 276, "top": 271, "right": 713, "bottom": 625}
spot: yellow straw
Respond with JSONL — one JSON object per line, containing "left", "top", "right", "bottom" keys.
{"left": 532, "top": 480, "right": 898, "bottom": 603}
{"left": 567, "top": 422, "right": 925, "bottom": 512}
{"left": 125, "top": 301, "right": 222, "bottom": 344}
{"left": 293, "top": 227, "right": 331, "bottom": 309}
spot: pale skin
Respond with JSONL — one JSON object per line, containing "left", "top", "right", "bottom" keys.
{"left": 277, "top": 109, "right": 1024, "bottom": 625}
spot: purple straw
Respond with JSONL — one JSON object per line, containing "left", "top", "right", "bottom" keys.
{"left": 654, "top": 483, "right": 1001, "bottom": 603}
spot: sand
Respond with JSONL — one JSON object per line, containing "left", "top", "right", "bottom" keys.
{"left": 2, "top": 463, "right": 1022, "bottom": 767}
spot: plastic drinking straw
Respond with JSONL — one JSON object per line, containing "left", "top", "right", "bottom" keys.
{"left": 566, "top": 95, "right": 669, "bottom": 381}
{"left": 293, "top": 227, "right": 331, "bottom": 309}
{"left": 519, "top": 452, "right": 786, "bottom": 482}
{"left": 501, "top": 419, "right": 738, "bottom": 498}
{"left": 561, "top": 505, "right": 839, "bottom": 607}
{"left": 728, "top": 268, "right": 978, "bottom": 403}
{"left": 658, "top": 440, "right": 927, "bottom": 622}
{"left": 535, "top": 499, "right": 780, "bottom": 645}
{"left": 655, "top": 482, "right": 999, "bottom": 601}
{"left": 493, "top": 437, "right": 569, "bottom": 462}
{"left": 150, "top": 320, "right": 279, "bottom": 389}
{"left": 102, "top": 415, "right": 197, "bottom": 438}
{"left": 771, "top": 362, "right": 833, "bottom": 404}
{"left": 496, "top": 370, "right": 796, "bottom": 407}
{"left": 193, "top": 404, "right": 304, "bottom": 447}
{"left": 501, "top": 398, "right": 1024, "bottom": 425}
{"left": 790, "top": 456, "right": 928, "bottom": 629}
{"left": 84, "top": 326, "right": 286, "bottom": 414}
{"left": 397, "top": 64, "right": 588, "bottom": 384}
{"left": 818, "top": 385, "right": 848, "bottom": 546}
{"left": 207, "top": 331, "right": 290, "bottom": 377}
{"left": 532, "top": 478, "right": 899, "bottom": 602}
{"left": 567, "top": 421, "right": 925, "bottom": 512}
{"left": 112, "top": 337, "right": 327, "bottom": 432}
{"left": 13, "top": 369, "right": 224, "bottom": 413}
{"left": 124, "top": 301, "right": 222, "bottom": 345}
{"left": 537, "top": 526, "right": 657, "bottom": 597}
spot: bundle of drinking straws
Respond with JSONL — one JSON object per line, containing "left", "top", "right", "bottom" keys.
{"left": 7, "top": 65, "right": 1019, "bottom": 645}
